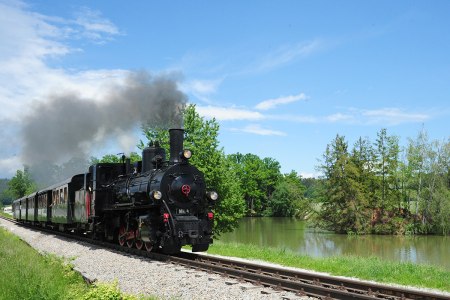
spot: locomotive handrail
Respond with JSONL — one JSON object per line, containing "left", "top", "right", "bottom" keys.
{"left": 162, "top": 199, "right": 177, "bottom": 236}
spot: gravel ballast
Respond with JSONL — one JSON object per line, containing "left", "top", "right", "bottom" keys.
{"left": 0, "top": 219, "right": 312, "bottom": 300}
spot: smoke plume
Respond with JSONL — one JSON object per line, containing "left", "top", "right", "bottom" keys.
{"left": 21, "top": 71, "right": 186, "bottom": 186}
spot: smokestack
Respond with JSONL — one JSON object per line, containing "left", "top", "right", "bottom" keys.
{"left": 169, "top": 128, "right": 184, "bottom": 164}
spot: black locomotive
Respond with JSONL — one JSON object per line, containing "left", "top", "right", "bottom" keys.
{"left": 12, "top": 129, "right": 217, "bottom": 254}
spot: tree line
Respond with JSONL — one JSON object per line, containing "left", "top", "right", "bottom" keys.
{"left": 316, "top": 129, "right": 450, "bottom": 235}
{"left": 3, "top": 105, "right": 449, "bottom": 235}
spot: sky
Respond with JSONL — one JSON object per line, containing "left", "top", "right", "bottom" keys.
{"left": 0, "top": 0, "right": 449, "bottom": 179}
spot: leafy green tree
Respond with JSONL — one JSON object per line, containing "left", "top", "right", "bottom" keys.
{"left": 228, "top": 153, "right": 281, "bottom": 215}
{"left": 406, "top": 128, "right": 430, "bottom": 231}
{"left": 91, "top": 152, "right": 142, "bottom": 164}
{"left": 350, "top": 137, "right": 375, "bottom": 230}
{"left": 267, "top": 171, "right": 308, "bottom": 217}
{"left": 302, "top": 177, "right": 324, "bottom": 202}
{"left": 374, "top": 128, "right": 401, "bottom": 212}
{"left": 261, "top": 157, "right": 282, "bottom": 207}
{"left": 317, "top": 135, "right": 367, "bottom": 233}
{"left": 315, "top": 128, "right": 450, "bottom": 235}
{"left": 421, "top": 138, "right": 450, "bottom": 234}
{"left": 0, "top": 179, "right": 13, "bottom": 206}
{"left": 228, "top": 153, "right": 265, "bottom": 214}
{"left": 7, "top": 168, "right": 37, "bottom": 199}
{"left": 141, "top": 104, "right": 245, "bottom": 235}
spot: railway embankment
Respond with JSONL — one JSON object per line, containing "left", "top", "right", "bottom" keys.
{"left": 0, "top": 218, "right": 312, "bottom": 300}
{"left": 1, "top": 216, "right": 449, "bottom": 299}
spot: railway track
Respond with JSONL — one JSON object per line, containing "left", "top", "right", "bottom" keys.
{"left": 1, "top": 215, "right": 448, "bottom": 300}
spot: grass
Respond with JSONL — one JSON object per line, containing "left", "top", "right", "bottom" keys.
{"left": 0, "top": 227, "right": 88, "bottom": 300}
{"left": 0, "top": 227, "right": 155, "bottom": 300}
{"left": 206, "top": 240, "right": 450, "bottom": 292}
{"left": 0, "top": 211, "right": 12, "bottom": 219}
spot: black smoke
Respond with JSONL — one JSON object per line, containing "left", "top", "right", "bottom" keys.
{"left": 21, "top": 71, "right": 186, "bottom": 187}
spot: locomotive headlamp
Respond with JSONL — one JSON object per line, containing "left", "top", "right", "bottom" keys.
{"left": 207, "top": 191, "right": 218, "bottom": 201}
{"left": 150, "top": 190, "right": 162, "bottom": 200}
{"left": 181, "top": 149, "right": 192, "bottom": 160}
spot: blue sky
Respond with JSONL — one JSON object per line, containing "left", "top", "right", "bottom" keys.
{"left": 1, "top": 0, "right": 449, "bottom": 178}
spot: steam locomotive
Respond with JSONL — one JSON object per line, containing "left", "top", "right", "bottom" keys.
{"left": 12, "top": 129, "right": 217, "bottom": 254}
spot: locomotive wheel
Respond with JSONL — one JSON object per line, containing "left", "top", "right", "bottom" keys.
{"left": 127, "top": 238, "right": 134, "bottom": 248}
{"left": 135, "top": 240, "right": 143, "bottom": 250}
{"left": 118, "top": 226, "right": 126, "bottom": 246}
{"left": 144, "top": 242, "right": 153, "bottom": 252}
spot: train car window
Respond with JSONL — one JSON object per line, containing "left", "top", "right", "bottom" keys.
{"left": 60, "top": 189, "right": 64, "bottom": 204}
{"left": 64, "top": 187, "right": 68, "bottom": 204}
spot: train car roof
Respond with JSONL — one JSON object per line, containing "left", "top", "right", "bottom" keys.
{"left": 44, "top": 173, "right": 84, "bottom": 191}
{"left": 12, "top": 174, "right": 85, "bottom": 203}
{"left": 25, "top": 192, "right": 38, "bottom": 198}
{"left": 12, "top": 196, "right": 26, "bottom": 204}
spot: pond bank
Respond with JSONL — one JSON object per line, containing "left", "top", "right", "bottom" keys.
{"left": 206, "top": 240, "right": 450, "bottom": 292}
{"left": 218, "top": 217, "right": 450, "bottom": 270}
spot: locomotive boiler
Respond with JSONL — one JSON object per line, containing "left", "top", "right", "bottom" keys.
{"left": 13, "top": 129, "right": 217, "bottom": 254}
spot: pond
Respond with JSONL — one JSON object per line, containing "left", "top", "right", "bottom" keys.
{"left": 218, "top": 217, "right": 450, "bottom": 270}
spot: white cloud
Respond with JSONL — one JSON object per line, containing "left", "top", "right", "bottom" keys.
{"left": 324, "top": 108, "right": 430, "bottom": 125}
{"left": 0, "top": 1, "right": 126, "bottom": 122}
{"left": 361, "top": 108, "right": 429, "bottom": 125}
{"left": 196, "top": 105, "right": 264, "bottom": 121}
{"left": 266, "top": 114, "right": 317, "bottom": 123}
{"left": 73, "top": 7, "right": 122, "bottom": 43}
{"left": 255, "top": 93, "right": 307, "bottom": 110}
{"left": 0, "top": 0, "right": 125, "bottom": 177}
{"left": 179, "top": 78, "right": 223, "bottom": 104}
{"left": 326, "top": 113, "right": 355, "bottom": 123}
{"left": 189, "top": 79, "right": 220, "bottom": 94}
{"left": 253, "top": 39, "right": 323, "bottom": 73}
{"left": 230, "top": 124, "right": 286, "bottom": 136}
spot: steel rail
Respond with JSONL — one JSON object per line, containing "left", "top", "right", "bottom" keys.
{"left": 173, "top": 252, "right": 448, "bottom": 300}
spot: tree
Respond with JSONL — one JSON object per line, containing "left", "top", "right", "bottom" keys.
{"left": 421, "top": 138, "right": 450, "bottom": 234}
{"left": 227, "top": 153, "right": 281, "bottom": 215}
{"left": 7, "top": 168, "right": 37, "bottom": 199}
{"left": 350, "top": 137, "right": 374, "bottom": 230}
{"left": 374, "top": 128, "right": 401, "bottom": 212}
{"left": 0, "top": 179, "right": 13, "bottom": 206}
{"left": 267, "top": 171, "right": 308, "bottom": 217}
{"left": 316, "top": 135, "right": 367, "bottom": 233}
{"left": 302, "top": 177, "right": 324, "bottom": 202}
{"left": 406, "top": 128, "right": 430, "bottom": 231}
{"left": 315, "top": 128, "right": 450, "bottom": 235}
{"left": 228, "top": 153, "right": 265, "bottom": 214}
{"left": 141, "top": 104, "right": 245, "bottom": 235}
{"left": 91, "top": 152, "right": 142, "bottom": 164}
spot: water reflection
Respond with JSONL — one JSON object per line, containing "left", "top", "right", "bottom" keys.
{"left": 218, "top": 217, "right": 450, "bottom": 270}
